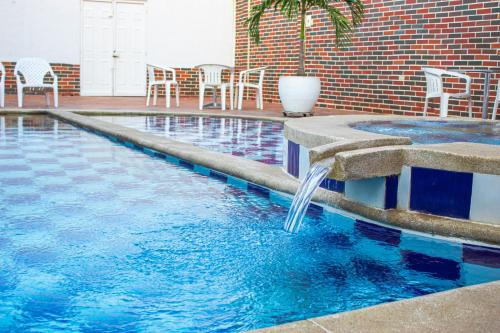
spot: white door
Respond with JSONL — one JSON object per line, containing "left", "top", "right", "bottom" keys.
{"left": 114, "top": 1, "right": 146, "bottom": 96}
{"left": 81, "top": 0, "right": 146, "bottom": 96}
{"left": 81, "top": 1, "right": 114, "bottom": 96}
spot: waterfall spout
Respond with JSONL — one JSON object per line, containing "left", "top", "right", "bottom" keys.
{"left": 284, "top": 162, "right": 332, "bottom": 233}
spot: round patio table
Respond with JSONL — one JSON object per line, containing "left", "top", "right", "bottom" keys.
{"left": 450, "top": 68, "right": 500, "bottom": 119}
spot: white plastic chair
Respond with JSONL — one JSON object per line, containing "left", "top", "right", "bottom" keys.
{"left": 15, "top": 58, "right": 58, "bottom": 108}
{"left": 235, "top": 67, "right": 267, "bottom": 110}
{"left": 197, "top": 64, "right": 234, "bottom": 111}
{"left": 146, "top": 64, "right": 179, "bottom": 108}
{"left": 0, "top": 62, "right": 5, "bottom": 108}
{"left": 422, "top": 67, "right": 471, "bottom": 118}
{"left": 492, "top": 82, "right": 500, "bottom": 120}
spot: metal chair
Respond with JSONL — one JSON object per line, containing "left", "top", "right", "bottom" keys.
{"left": 235, "top": 67, "right": 267, "bottom": 111}
{"left": 146, "top": 64, "right": 179, "bottom": 108}
{"left": 0, "top": 62, "right": 5, "bottom": 108}
{"left": 197, "top": 64, "right": 234, "bottom": 111}
{"left": 492, "top": 82, "right": 500, "bottom": 120}
{"left": 423, "top": 67, "right": 471, "bottom": 118}
{"left": 15, "top": 58, "right": 58, "bottom": 108}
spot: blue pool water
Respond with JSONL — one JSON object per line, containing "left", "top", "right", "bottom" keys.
{"left": 1, "top": 115, "right": 499, "bottom": 332}
{"left": 352, "top": 120, "right": 500, "bottom": 145}
{"left": 94, "top": 115, "right": 284, "bottom": 165}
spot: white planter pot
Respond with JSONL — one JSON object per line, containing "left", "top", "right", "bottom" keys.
{"left": 279, "top": 76, "right": 321, "bottom": 115}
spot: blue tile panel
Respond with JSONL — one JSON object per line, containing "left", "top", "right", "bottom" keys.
{"left": 320, "top": 178, "right": 345, "bottom": 193}
{"left": 287, "top": 140, "right": 300, "bottom": 178}
{"left": 355, "top": 219, "right": 401, "bottom": 247}
{"left": 247, "top": 183, "right": 270, "bottom": 198}
{"left": 463, "top": 244, "right": 500, "bottom": 268}
{"left": 384, "top": 175, "right": 398, "bottom": 209}
{"left": 410, "top": 167, "right": 473, "bottom": 219}
{"left": 401, "top": 250, "right": 461, "bottom": 281}
{"left": 209, "top": 170, "right": 228, "bottom": 182}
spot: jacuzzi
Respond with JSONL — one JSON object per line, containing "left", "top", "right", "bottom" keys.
{"left": 283, "top": 115, "right": 500, "bottom": 244}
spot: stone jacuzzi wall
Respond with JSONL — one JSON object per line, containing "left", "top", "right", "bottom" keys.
{"left": 283, "top": 115, "right": 500, "bottom": 242}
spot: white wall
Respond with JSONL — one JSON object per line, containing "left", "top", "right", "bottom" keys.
{"left": 147, "top": 0, "right": 235, "bottom": 68}
{"left": 0, "top": 0, "right": 81, "bottom": 64}
{"left": 0, "top": 0, "right": 235, "bottom": 67}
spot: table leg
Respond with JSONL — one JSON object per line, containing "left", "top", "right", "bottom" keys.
{"left": 482, "top": 72, "right": 491, "bottom": 119}
{"left": 203, "top": 89, "right": 220, "bottom": 109}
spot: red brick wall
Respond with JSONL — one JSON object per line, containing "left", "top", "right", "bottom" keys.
{"left": 2, "top": 62, "right": 201, "bottom": 97}
{"left": 235, "top": 0, "right": 500, "bottom": 118}
{"left": 3, "top": 62, "right": 80, "bottom": 96}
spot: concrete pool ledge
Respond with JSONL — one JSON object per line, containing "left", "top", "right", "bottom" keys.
{"left": 325, "top": 142, "right": 500, "bottom": 181}
{"left": 249, "top": 280, "right": 500, "bottom": 333}
{"left": 6, "top": 107, "right": 284, "bottom": 123}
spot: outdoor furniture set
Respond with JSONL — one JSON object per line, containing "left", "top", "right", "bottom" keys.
{"left": 146, "top": 64, "right": 266, "bottom": 111}
{"left": 0, "top": 58, "right": 499, "bottom": 119}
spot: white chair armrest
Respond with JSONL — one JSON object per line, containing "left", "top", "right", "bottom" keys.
{"left": 162, "top": 67, "right": 177, "bottom": 81}
{"left": 445, "top": 71, "right": 471, "bottom": 94}
{"left": 147, "top": 64, "right": 177, "bottom": 81}
{"left": 238, "top": 66, "right": 267, "bottom": 83}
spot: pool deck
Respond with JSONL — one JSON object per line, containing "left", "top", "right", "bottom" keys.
{"left": 0, "top": 95, "right": 363, "bottom": 119}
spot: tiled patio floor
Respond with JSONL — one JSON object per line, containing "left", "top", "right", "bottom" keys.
{"left": 2, "top": 95, "right": 365, "bottom": 118}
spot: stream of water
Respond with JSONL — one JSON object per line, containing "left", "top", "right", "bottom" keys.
{"left": 284, "top": 163, "right": 332, "bottom": 233}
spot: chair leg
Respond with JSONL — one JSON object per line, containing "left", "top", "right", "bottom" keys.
{"left": 166, "top": 83, "right": 171, "bottom": 108}
{"left": 229, "top": 84, "right": 234, "bottom": 111}
{"left": 153, "top": 85, "right": 158, "bottom": 106}
{"left": 259, "top": 89, "right": 264, "bottom": 110}
{"left": 175, "top": 84, "right": 180, "bottom": 107}
{"left": 0, "top": 83, "right": 4, "bottom": 108}
{"left": 54, "top": 86, "right": 59, "bottom": 108}
{"left": 146, "top": 84, "right": 152, "bottom": 106}
{"left": 255, "top": 89, "right": 260, "bottom": 110}
{"left": 492, "top": 98, "right": 499, "bottom": 120}
{"left": 238, "top": 85, "right": 244, "bottom": 111}
{"left": 199, "top": 86, "right": 205, "bottom": 110}
{"left": 17, "top": 87, "right": 23, "bottom": 108}
{"left": 467, "top": 97, "right": 472, "bottom": 118}
{"left": 423, "top": 98, "right": 429, "bottom": 117}
{"left": 439, "top": 95, "right": 450, "bottom": 118}
{"left": 221, "top": 86, "right": 226, "bottom": 111}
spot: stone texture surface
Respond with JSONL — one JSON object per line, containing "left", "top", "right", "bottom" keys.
{"left": 249, "top": 281, "right": 500, "bottom": 333}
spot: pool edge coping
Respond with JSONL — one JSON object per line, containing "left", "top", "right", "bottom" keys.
{"left": 247, "top": 280, "right": 500, "bottom": 333}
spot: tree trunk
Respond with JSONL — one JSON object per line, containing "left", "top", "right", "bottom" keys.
{"left": 297, "top": 4, "right": 306, "bottom": 76}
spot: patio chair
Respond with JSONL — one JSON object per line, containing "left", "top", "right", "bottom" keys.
{"left": 15, "top": 58, "right": 58, "bottom": 108}
{"left": 423, "top": 67, "right": 471, "bottom": 118}
{"left": 492, "top": 82, "right": 500, "bottom": 120}
{"left": 235, "top": 67, "right": 267, "bottom": 111}
{"left": 146, "top": 64, "right": 179, "bottom": 108}
{"left": 0, "top": 62, "right": 5, "bottom": 108}
{"left": 197, "top": 64, "right": 234, "bottom": 111}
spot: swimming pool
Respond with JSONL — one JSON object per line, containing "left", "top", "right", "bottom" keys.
{"left": 1, "top": 115, "right": 499, "bottom": 332}
{"left": 352, "top": 120, "right": 500, "bottom": 145}
{"left": 94, "top": 115, "right": 284, "bottom": 165}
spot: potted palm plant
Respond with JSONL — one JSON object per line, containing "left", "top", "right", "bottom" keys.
{"left": 247, "top": 0, "right": 364, "bottom": 116}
